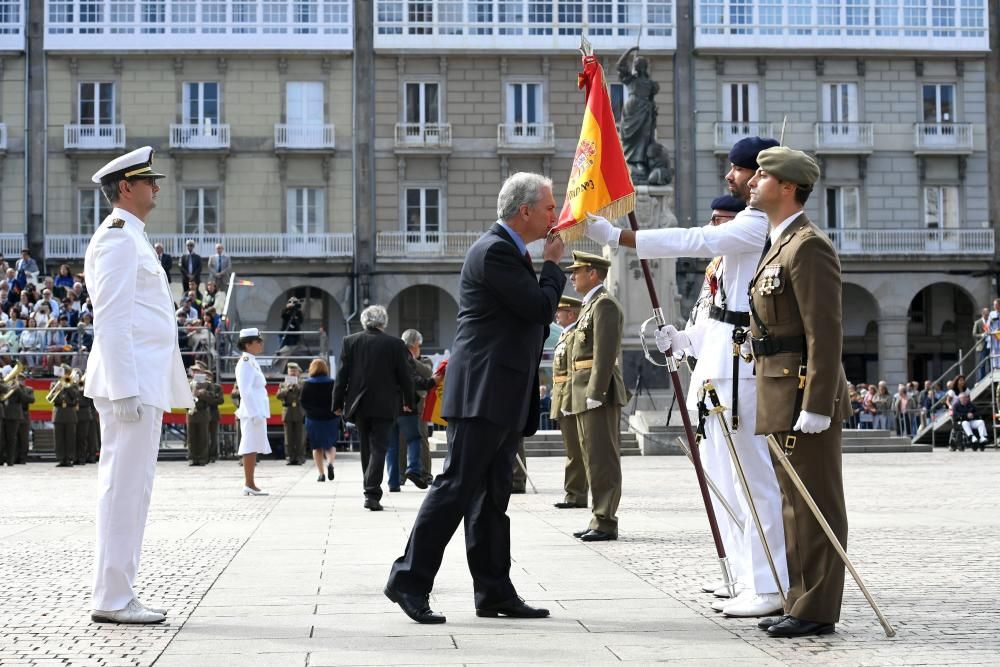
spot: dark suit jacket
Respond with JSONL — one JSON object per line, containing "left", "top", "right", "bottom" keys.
{"left": 332, "top": 328, "right": 416, "bottom": 421}
{"left": 158, "top": 252, "right": 173, "bottom": 282}
{"left": 441, "top": 223, "right": 566, "bottom": 437}
{"left": 179, "top": 252, "right": 202, "bottom": 285}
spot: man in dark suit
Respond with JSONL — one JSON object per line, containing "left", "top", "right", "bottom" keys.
{"left": 385, "top": 172, "right": 566, "bottom": 624}
{"left": 153, "top": 243, "right": 173, "bottom": 283}
{"left": 333, "top": 304, "right": 416, "bottom": 511}
{"left": 179, "top": 239, "right": 202, "bottom": 287}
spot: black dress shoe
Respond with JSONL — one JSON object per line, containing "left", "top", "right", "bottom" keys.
{"left": 364, "top": 499, "right": 384, "bottom": 511}
{"left": 511, "top": 487, "right": 526, "bottom": 494}
{"left": 286, "top": 460, "right": 297, "bottom": 465}
{"left": 317, "top": 474, "right": 326, "bottom": 482}
{"left": 757, "top": 615, "right": 789, "bottom": 630}
{"left": 476, "top": 596, "right": 549, "bottom": 618}
{"left": 579, "top": 529, "right": 617, "bottom": 542}
{"left": 327, "top": 463, "right": 335, "bottom": 480}
{"left": 766, "top": 616, "right": 835, "bottom": 637}
{"left": 405, "top": 471, "right": 428, "bottom": 489}
{"left": 554, "top": 502, "right": 586, "bottom": 509}
{"left": 389, "top": 487, "right": 401, "bottom": 493}
{"left": 55, "top": 462, "right": 71, "bottom": 468}
{"left": 384, "top": 586, "right": 446, "bottom": 624}
{"left": 572, "top": 528, "right": 590, "bottom": 538}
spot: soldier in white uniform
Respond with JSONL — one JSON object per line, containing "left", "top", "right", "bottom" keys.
{"left": 85, "top": 146, "right": 193, "bottom": 624}
{"left": 235, "top": 327, "right": 272, "bottom": 495}
{"left": 585, "top": 137, "right": 790, "bottom": 619}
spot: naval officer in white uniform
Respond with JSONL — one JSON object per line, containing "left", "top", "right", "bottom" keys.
{"left": 235, "top": 327, "right": 272, "bottom": 495}
{"left": 85, "top": 146, "right": 193, "bottom": 624}
{"left": 584, "top": 137, "right": 790, "bottom": 619}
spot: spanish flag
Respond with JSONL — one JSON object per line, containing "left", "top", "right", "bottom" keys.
{"left": 421, "top": 359, "right": 448, "bottom": 427}
{"left": 553, "top": 53, "right": 635, "bottom": 241}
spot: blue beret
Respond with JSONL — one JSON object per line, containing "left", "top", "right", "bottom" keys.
{"left": 709, "top": 195, "right": 746, "bottom": 214}
{"left": 728, "top": 136, "right": 780, "bottom": 171}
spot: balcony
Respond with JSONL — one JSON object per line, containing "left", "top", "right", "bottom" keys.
{"left": 374, "top": 0, "right": 675, "bottom": 51}
{"left": 0, "top": 233, "right": 25, "bottom": 257}
{"left": 64, "top": 124, "right": 126, "bottom": 151}
{"left": 714, "top": 121, "right": 775, "bottom": 152}
{"left": 45, "top": 233, "right": 354, "bottom": 260}
{"left": 44, "top": 0, "right": 351, "bottom": 51}
{"left": 826, "top": 228, "right": 993, "bottom": 257}
{"left": 913, "top": 123, "right": 974, "bottom": 155}
{"left": 814, "top": 123, "right": 874, "bottom": 154}
{"left": 169, "top": 123, "right": 231, "bottom": 151}
{"left": 377, "top": 231, "right": 481, "bottom": 260}
{"left": 394, "top": 123, "right": 453, "bottom": 153}
{"left": 497, "top": 123, "right": 555, "bottom": 153}
{"left": 274, "top": 124, "right": 336, "bottom": 151}
{"left": 0, "top": 0, "right": 22, "bottom": 51}
{"left": 695, "top": 0, "right": 988, "bottom": 51}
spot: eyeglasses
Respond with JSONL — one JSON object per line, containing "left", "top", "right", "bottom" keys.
{"left": 710, "top": 214, "right": 735, "bottom": 225}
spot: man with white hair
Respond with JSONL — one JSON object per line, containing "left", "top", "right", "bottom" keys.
{"left": 954, "top": 392, "right": 988, "bottom": 448}
{"left": 207, "top": 243, "right": 232, "bottom": 286}
{"left": 333, "top": 304, "right": 416, "bottom": 511}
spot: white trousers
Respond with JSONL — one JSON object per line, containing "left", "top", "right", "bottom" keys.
{"left": 962, "top": 419, "right": 987, "bottom": 440}
{"left": 92, "top": 398, "right": 164, "bottom": 611}
{"left": 698, "top": 378, "right": 789, "bottom": 595}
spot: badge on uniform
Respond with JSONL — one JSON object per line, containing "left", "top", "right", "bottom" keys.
{"left": 759, "top": 264, "right": 784, "bottom": 296}
{"left": 109, "top": 218, "right": 126, "bottom": 229}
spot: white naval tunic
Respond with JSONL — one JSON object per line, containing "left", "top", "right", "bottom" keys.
{"left": 235, "top": 352, "right": 272, "bottom": 455}
{"left": 635, "top": 207, "right": 789, "bottom": 595}
{"left": 84, "top": 207, "right": 193, "bottom": 612}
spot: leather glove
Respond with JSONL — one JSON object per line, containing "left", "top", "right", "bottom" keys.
{"left": 585, "top": 398, "right": 602, "bottom": 411}
{"left": 583, "top": 212, "right": 622, "bottom": 249}
{"left": 112, "top": 396, "right": 143, "bottom": 423}
{"left": 793, "top": 410, "right": 831, "bottom": 434}
{"left": 653, "top": 325, "right": 691, "bottom": 354}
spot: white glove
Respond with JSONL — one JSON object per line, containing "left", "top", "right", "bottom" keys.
{"left": 112, "top": 396, "right": 143, "bottom": 423}
{"left": 653, "top": 325, "right": 691, "bottom": 354}
{"left": 251, "top": 415, "right": 266, "bottom": 425}
{"left": 585, "top": 398, "right": 602, "bottom": 411}
{"left": 793, "top": 410, "right": 831, "bottom": 434}
{"left": 583, "top": 212, "right": 622, "bottom": 249}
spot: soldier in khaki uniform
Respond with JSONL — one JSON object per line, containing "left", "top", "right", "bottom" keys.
{"left": 17, "top": 379, "right": 34, "bottom": 464}
{"left": 73, "top": 369, "right": 93, "bottom": 465}
{"left": 50, "top": 364, "right": 81, "bottom": 467}
{"left": 187, "top": 369, "right": 213, "bottom": 466}
{"left": 277, "top": 362, "right": 306, "bottom": 465}
{"left": 0, "top": 372, "right": 22, "bottom": 466}
{"left": 565, "top": 252, "right": 627, "bottom": 541}
{"left": 191, "top": 361, "right": 224, "bottom": 463}
{"left": 551, "top": 296, "right": 587, "bottom": 509}
{"left": 745, "top": 147, "right": 852, "bottom": 638}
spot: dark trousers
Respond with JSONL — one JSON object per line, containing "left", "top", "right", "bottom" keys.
{"left": 19, "top": 419, "right": 30, "bottom": 463}
{"left": 0, "top": 420, "right": 13, "bottom": 465}
{"left": 387, "top": 417, "right": 519, "bottom": 608}
{"left": 356, "top": 416, "right": 394, "bottom": 501}
{"left": 76, "top": 420, "right": 92, "bottom": 463}
{"left": 387, "top": 414, "right": 422, "bottom": 489}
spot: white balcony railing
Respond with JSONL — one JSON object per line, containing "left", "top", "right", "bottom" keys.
{"left": 826, "top": 229, "right": 993, "bottom": 256}
{"left": 0, "top": 233, "right": 25, "bottom": 257}
{"left": 696, "top": 0, "right": 988, "bottom": 51}
{"left": 375, "top": 0, "right": 675, "bottom": 50}
{"left": 0, "top": 123, "right": 7, "bottom": 151}
{"left": 814, "top": 122, "right": 874, "bottom": 153}
{"left": 169, "top": 123, "right": 231, "bottom": 150}
{"left": 377, "top": 232, "right": 482, "bottom": 259}
{"left": 497, "top": 123, "right": 556, "bottom": 151}
{"left": 64, "top": 124, "right": 126, "bottom": 150}
{"left": 714, "top": 121, "right": 775, "bottom": 151}
{"left": 394, "top": 123, "right": 453, "bottom": 150}
{"left": 45, "top": 233, "right": 354, "bottom": 260}
{"left": 274, "top": 124, "right": 336, "bottom": 150}
{"left": 45, "top": 0, "right": 351, "bottom": 51}
{"left": 913, "top": 123, "right": 974, "bottom": 154}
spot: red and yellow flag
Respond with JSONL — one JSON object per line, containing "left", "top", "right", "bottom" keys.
{"left": 553, "top": 54, "right": 635, "bottom": 241}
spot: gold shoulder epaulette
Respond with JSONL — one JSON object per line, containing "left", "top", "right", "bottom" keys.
{"left": 109, "top": 218, "right": 126, "bottom": 229}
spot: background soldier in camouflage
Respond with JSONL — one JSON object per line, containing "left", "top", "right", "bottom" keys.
{"left": 277, "top": 362, "right": 306, "bottom": 465}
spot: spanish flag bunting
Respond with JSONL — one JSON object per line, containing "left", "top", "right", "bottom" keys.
{"left": 235, "top": 279, "right": 255, "bottom": 286}
{"left": 552, "top": 52, "right": 635, "bottom": 242}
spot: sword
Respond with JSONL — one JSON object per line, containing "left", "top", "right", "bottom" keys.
{"left": 674, "top": 436, "right": 742, "bottom": 527}
{"left": 765, "top": 434, "right": 896, "bottom": 637}
{"left": 514, "top": 453, "right": 537, "bottom": 494}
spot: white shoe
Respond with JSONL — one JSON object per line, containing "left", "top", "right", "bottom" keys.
{"left": 137, "top": 598, "right": 167, "bottom": 616}
{"left": 91, "top": 598, "right": 165, "bottom": 624}
{"left": 713, "top": 582, "right": 743, "bottom": 598}
{"left": 701, "top": 580, "right": 724, "bottom": 593}
{"left": 723, "top": 592, "right": 784, "bottom": 618}
{"left": 713, "top": 588, "right": 754, "bottom": 613}
{"left": 242, "top": 487, "right": 269, "bottom": 496}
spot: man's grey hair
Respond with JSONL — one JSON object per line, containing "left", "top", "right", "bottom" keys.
{"left": 360, "top": 304, "right": 388, "bottom": 330}
{"left": 100, "top": 178, "right": 122, "bottom": 205}
{"left": 401, "top": 329, "right": 423, "bottom": 347}
{"left": 496, "top": 172, "right": 553, "bottom": 222}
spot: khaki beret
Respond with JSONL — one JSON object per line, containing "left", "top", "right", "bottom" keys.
{"left": 756, "top": 146, "right": 821, "bottom": 187}
{"left": 566, "top": 251, "right": 611, "bottom": 271}
{"left": 557, "top": 296, "right": 583, "bottom": 309}
{"left": 286, "top": 362, "right": 301, "bottom": 371}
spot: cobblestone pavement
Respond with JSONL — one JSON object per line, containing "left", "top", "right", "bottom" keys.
{"left": 0, "top": 450, "right": 997, "bottom": 665}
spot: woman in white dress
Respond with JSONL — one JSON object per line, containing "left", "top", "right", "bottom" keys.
{"left": 235, "top": 327, "right": 271, "bottom": 495}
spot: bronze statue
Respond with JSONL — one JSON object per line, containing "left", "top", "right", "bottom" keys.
{"left": 616, "top": 47, "right": 672, "bottom": 186}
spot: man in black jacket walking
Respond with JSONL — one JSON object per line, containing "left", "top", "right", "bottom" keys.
{"left": 333, "top": 304, "right": 415, "bottom": 510}
{"left": 385, "top": 172, "right": 566, "bottom": 624}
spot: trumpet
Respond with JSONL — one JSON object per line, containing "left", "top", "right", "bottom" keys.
{"left": 0, "top": 362, "right": 24, "bottom": 402}
{"left": 46, "top": 374, "right": 73, "bottom": 404}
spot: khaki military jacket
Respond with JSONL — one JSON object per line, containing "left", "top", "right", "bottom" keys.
{"left": 77, "top": 394, "right": 94, "bottom": 422}
{"left": 276, "top": 381, "right": 305, "bottom": 423}
{"left": 208, "top": 382, "right": 223, "bottom": 419}
{"left": 51, "top": 382, "right": 80, "bottom": 423}
{"left": 1, "top": 384, "right": 23, "bottom": 420}
{"left": 188, "top": 381, "right": 212, "bottom": 423}
{"left": 749, "top": 213, "right": 852, "bottom": 434}
{"left": 567, "top": 285, "right": 627, "bottom": 413}
{"left": 550, "top": 322, "right": 576, "bottom": 416}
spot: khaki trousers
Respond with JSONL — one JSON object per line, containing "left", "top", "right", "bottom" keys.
{"left": 284, "top": 419, "right": 305, "bottom": 461}
{"left": 559, "top": 417, "right": 588, "bottom": 506}
{"left": 575, "top": 404, "right": 621, "bottom": 534}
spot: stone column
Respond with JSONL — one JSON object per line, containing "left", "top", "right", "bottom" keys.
{"left": 876, "top": 313, "right": 909, "bottom": 387}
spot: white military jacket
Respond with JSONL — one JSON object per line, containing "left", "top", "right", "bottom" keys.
{"left": 635, "top": 208, "right": 768, "bottom": 406}
{"left": 84, "top": 208, "right": 193, "bottom": 412}
{"left": 235, "top": 352, "right": 270, "bottom": 420}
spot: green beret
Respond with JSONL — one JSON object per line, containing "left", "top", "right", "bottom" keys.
{"left": 756, "top": 146, "right": 821, "bottom": 187}
{"left": 557, "top": 296, "right": 583, "bottom": 309}
{"left": 566, "top": 250, "right": 611, "bottom": 271}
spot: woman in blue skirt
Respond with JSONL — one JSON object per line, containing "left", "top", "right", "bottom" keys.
{"left": 301, "top": 358, "right": 340, "bottom": 482}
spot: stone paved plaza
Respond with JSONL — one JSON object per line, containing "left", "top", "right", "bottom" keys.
{"left": 0, "top": 449, "right": 998, "bottom": 666}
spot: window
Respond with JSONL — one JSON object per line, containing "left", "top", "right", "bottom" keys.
{"left": 79, "top": 82, "right": 115, "bottom": 125}
{"left": 79, "top": 189, "right": 111, "bottom": 235}
{"left": 719, "top": 82, "right": 759, "bottom": 143}
{"left": 405, "top": 187, "right": 441, "bottom": 243}
{"left": 286, "top": 82, "right": 324, "bottom": 125}
{"left": 527, "top": 1, "right": 552, "bottom": 35}
{"left": 183, "top": 188, "right": 220, "bottom": 235}
{"left": 408, "top": 0, "right": 433, "bottom": 33}
{"left": 924, "top": 186, "right": 959, "bottom": 228}
{"left": 498, "top": 0, "right": 524, "bottom": 35}
{"left": 822, "top": 83, "right": 859, "bottom": 124}
{"left": 398, "top": 285, "right": 440, "bottom": 348}
{"left": 404, "top": 82, "right": 440, "bottom": 125}
{"left": 506, "top": 82, "right": 543, "bottom": 135}
{"left": 79, "top": 2, "right": 102, "bottom": 32}
{"left": 825, "top": 186, "right": 860, "bottom": 229}
{"left": 922, "top": 83, "right": 955, "bottom": 123}
{"left": 287, "top": 187, "right": 325, "bottom": 234}
{"left": 140, "top": 0, "right": 166, "bottom": 33}
{"left": 558, "top": 1, "right": 582, "bottom": 34}
{"left": 609, "top": 82, "right": 631, "bottom": 124}
{"left": 183, "top": 82, "right": 220, "bottom": 126}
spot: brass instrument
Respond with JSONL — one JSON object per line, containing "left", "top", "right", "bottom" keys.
{"left": 46, "top": 374, "right": 73, "bottom": 404}
{"left": 0, "top": 362, "right": 24, "bottom": 402}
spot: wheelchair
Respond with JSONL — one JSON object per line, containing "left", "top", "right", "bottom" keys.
{"left": 948, "top": 427, "right": 971, "bottom": 451}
